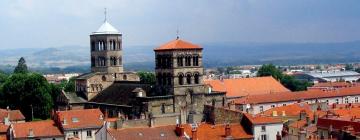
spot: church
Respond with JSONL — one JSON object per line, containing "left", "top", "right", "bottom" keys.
{"left": 56, "top": 18, "right": 226, "bottom": 126}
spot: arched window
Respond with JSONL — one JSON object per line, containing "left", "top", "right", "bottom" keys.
{"left": 161, "top": 103, "right": 165, "bottom": 114}
{"left": 177, "top": 56, "right": 183, "bottom": 67}
{"left": 178, "top": 73, "right": 184, "bottom": 85}
{"left": 123, "top": 75, "right": 127, "bottom": 80}
{"left": 186, "top": 73, "right": 192, "bottom": 84}
{"left": 193, "top": 56, "right": 199, "bottom": 66}
{"left": 103, "top": 41, "right": 107, "bottom": 50}
{"left": 91, "top": 41, "right": 95, "bottom": 51}
{"left": 185, "top": 56, "right": 191, "bottom": 66}
{"left": 113, "top": 40, "right": 116, "bottom": 50}
{"left": 194, "top": 73, "right": 200, "bottom": 84}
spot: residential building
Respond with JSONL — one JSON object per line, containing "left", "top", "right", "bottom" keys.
{"left": 204, "top": 76, "right": 290, "bottom": 99}
{"left": 241, "top": 113, "right": 283, "bottom": 140}
{"left": 234, "top": 86, "right": 360, "bottom": 114}
{"left": 8, "top": 120, "right": 63, "bottom": 140}
{"left": 54, "top": 109, "right": 104, "bottom": 140}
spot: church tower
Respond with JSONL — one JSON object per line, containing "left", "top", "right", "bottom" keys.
{"left": 90, "top": 19, "right": 123, "bottom": 74}
{"left": 154, "top": 38, "right": 204, "bottom": 96}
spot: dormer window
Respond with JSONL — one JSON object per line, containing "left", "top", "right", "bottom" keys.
{"left": 72, "top": 117, "right": 79, "bottom": 122}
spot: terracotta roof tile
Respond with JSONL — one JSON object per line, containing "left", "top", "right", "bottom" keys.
{"left": 261, "top": 103, "right": 313, "bottom": 117}
{"left": 244, "top": 113, "right": 282, "bottom": 125}
{"left": 235, "top": 86, "right": 360, "bottom": 105}
{"left": 154, "top": 39, "right": 202, "bottom": 51}
{"left": 12, "top": 120, "right": 63, "bottom": 139}
{"left": 56, "top": 109, "right": 103, "bottom": 130}
{"left": 0, "top": 135, "right": 6, "bottom": 140}
{"left": 183, "top": 123, "right": 253, "bottom": 140}
{"left": 0, "top": 109, "right": 25, "bottom": 123}
{"left": 205, "top": 76, "right": 290, "bottom": 97}
{"left": 108, "top": 125, "right": 183, "bottom": 140}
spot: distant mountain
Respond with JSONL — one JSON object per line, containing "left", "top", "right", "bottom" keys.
{"left": 0, "top": 41, "right": 359, "bottom": 73}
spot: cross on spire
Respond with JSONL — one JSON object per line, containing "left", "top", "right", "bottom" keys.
{"left": 104, "top": 8, "right": 107, "bottom": 22}
{"left": 176, "top": 28, "right": 180, "bottom": 40}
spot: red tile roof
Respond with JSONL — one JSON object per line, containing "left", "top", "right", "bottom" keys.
{"left": 0, "top": 124, "right": 8, "bottom": 133}
{"left": 244, "top": 113, "right": 282, "bottom": 125}
{"left": 154, "top": 39, "right": 202, "bottom": 51}
{"left": 205, "top": 76, "right": 290, "bottom": 97}
{"left": 12, "top": 120, "right": 63, "bottom": 139}
{"left": 56, "top": 109, "right": 103, "bottom": 130}
{"left": 235, "top": 86, "right": 360, "bottom": 105}
{"left": 312, "top": 82, "right": 352, "bottom": 88}
{"left": 0, "top": 135, "right": 6, "bottom": 140}
{"left": 108, "top": 125, "right": 183, "bottom": 140}
{"left": 183, "top": 123, "right": 253, "bottom": 140}
{"left": 0, "top": 109, "right": 25, "bottom": 123}
{"left": 261, "top": 103, "right": 313, "bottom": 117}
{"left": 317, "top": 117, "right": 360, "bottom": 133}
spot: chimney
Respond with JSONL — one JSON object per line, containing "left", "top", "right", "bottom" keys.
{"left": 4, "top": 113, "right": 10, "bottom": 125}
{"left": 62, "top": 118, "right": 67, "bottom": 125}
{"left": 225, "top": 124, "right": 231, "bottom": 138}
{"left": 272, "top": 111, "right": 278, "bottom": 117}
{"left": 176, "top": 124, "right": 184, "bottom": 137}
{"left": 191, "top": 127, "right": 198, "bottom": 140}
{"left": 28, "top": 129, "right": 34, "bottom": 137}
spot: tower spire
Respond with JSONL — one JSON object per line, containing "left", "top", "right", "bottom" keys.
{"left": 104, "top": 8, "right": 107, "bottom": 22}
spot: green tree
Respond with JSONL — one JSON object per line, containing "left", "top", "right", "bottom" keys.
{"left": 14, "top": 57, "right": 29, "bottom": 74}
{"left": 49, "top": 83, "right": 62, "bottom": 103}
{"left": 257, "top": 64, "right": 311, "bottom": 91}
{"left": 1, "top": 73, "right": 53, "bottom": 120}
{"left": 257, "top": 64, "right": 283, "bottom": 80}
{"left": 345, "top": 64, "right": 354, "bottom": 71}
{"left": 0, "top": 70, "right": 8, "bottom": 84}
{"left": 138, "top": 71, "right": 156, "bottom": 85}
{"left": 64, "top": 77, "right": 76, "bottom": 92}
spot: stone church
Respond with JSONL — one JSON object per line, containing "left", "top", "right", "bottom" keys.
{"left": 56, "top": 19, "right": 226, "bottom": 126}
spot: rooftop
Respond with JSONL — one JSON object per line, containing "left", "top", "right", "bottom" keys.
{"left": 0, "top": 108, "right": 25, "bottom": 123}
{"left": 108, "top": 125, "right": 183, "bottom": 140}
{"left": 243, "top": 113, "right": 282, "bottom": 125}
{"left": 235, "top": 86, "right": 360, "bottom": 105}
{"left": 56, "top": 109, "right": 103, "bottom": 130}
{"left": 154, "top": 39, "right": 202, "bottom": 51}
{"left": 12, "top": 120, "right": 63, "bottom": 139}
{"left": 92, "top": 21, "right": 120, "bottom": 35}
{"left": 205, "top": 76, "right": 290, "bottom": 98}
{"left": 183, "top": 123, "right": 253, "bottom": 140}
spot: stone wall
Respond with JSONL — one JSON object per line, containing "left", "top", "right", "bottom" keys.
{"left": 203, "top": 105, "right": 243, "bottom": 124}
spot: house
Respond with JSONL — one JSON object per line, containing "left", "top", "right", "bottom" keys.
{"left": 8, "top": 120, "right": 63, "bottom": 140}
{"left": 0, "top": 108, "right": 25, "bottom": 124}
{"left": 234, "top": 86, "right": 360, "bottom": 114}
{"left": 55, "top": 109, "right": 104, "bottom": 140}
{"left": 204, "top": 76, "right": 290, "bottom": 99}
{"left": 241, "top": 113, "right": 283, "bottom": 140}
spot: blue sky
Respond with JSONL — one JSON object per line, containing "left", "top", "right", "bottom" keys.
{"left": 0, "top": 0, "right": 359, "bottom": 49}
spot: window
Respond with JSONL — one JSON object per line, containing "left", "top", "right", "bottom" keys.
{"left": 186, "top": 73, "right": 192, "bottom": 84}
{"left": 336, "top": 99, "right": 339, "bottom": 104}
{"left": 193, "top": 56, "right": 199, "bottom": 66}
{"left": 271, "top": 105, "right": 275, "bottom": 108}
{"left": 177, "top": 57, "right": 183, "bottom": 67}
{"left": 355, "top": 97, "right": 359, "bottom": 103}
{"left": 259, "top": 106, "right": 264, "bottom": 112}
{"left": 161, "top": 103, "right": 165, "bottom": 114}
{"left": 178, "top": 73, "right": 184, "bottom": 85}
{"left": 185, "top": 56, "right": 191, "bottom": 66}
{"left": 261, "top": 126, "right": 266, "bottom": 132}
{"left": 87, "top": 130, "right": 92, "bottom": 137}
{"left": 261, "top": 134, "right": 267, "bottom": 140}
{"left": 123, "top": 75, "right": 127, "bottom": 80}
{"left": 283, "top": 104, "right": 286, "bottom": 106}
{"left": 194, "top": 73, "right": 200, "bottom": 84}
{"left": 73, "top": 131, "right": 79, "bottom": 137}
{"left": 326, "top": 100, "right": 329, "bottom": 105}
{"left": 345, "top": 98, "right": 349, "bottom": 103}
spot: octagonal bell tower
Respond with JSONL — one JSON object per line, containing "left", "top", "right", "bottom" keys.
{"left": 90, "top": 19, "right": 123, "bottom": 74}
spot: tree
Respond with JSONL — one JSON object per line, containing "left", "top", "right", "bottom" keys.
{"left": 64, "top": 77, "right": 76, "bottom": 92}
{"left": 1, "top": 73, "right": 53, "bottom": 120}
{"left": 0, "top": 70, "right": 8, "bottom": 84}
{"left": 14, "top": 57, "right": 29, "bottom": 74}
{"left": 138, "top": 71, "right": 156, "bottom": 85}
{"left": 257, "top": 64, "right": 311, "bottom": 91}
{"left": 345, "top": 64, "right": 354, "bottom": 71}
{"left": 257, "top": 64, "right": 283, "bottom": 80}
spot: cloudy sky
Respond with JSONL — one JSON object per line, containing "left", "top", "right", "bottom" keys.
{"left": 0, "top": 0, "right": 360, "bottom": 49}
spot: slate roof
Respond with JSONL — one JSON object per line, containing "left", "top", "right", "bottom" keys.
{"left": 90, "top": 81, "right": 153, "bottom": 105}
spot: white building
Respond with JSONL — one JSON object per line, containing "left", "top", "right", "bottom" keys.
{"left": 294, "top": 70, "right": 360, "bottom": 83}
{"left": 242, "top": 114, "right": 283, "bottom": 140}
